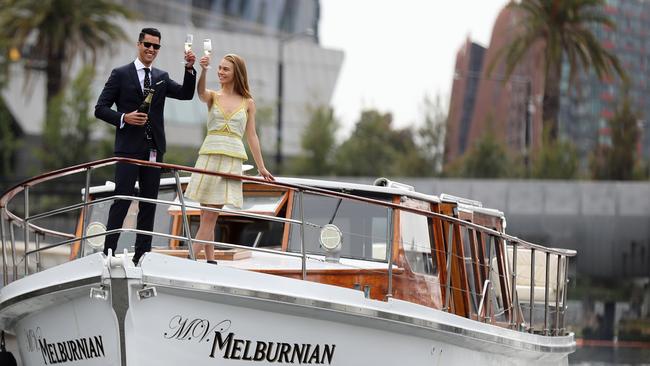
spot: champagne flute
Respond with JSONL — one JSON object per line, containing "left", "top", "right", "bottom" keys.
{"left": 182, "top": 34, "right": 193, "bottom": 64}
{"left": 203, "top": 39, "right": 212, "bottom": 69}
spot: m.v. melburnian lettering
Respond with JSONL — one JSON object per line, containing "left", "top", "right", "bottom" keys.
{"left": 38, "top": 336, "right": 105, "bottom": 364}
{"left": 209, "top": 332, "right": 336, "bottom": 364}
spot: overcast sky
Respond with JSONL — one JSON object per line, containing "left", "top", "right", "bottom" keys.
{"left": 319, "top": 0, "right": 508, "bottom": 137}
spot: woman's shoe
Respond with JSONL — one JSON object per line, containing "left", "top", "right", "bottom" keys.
{"left": 207, "top": 260, "right": 218, "bottom": 265}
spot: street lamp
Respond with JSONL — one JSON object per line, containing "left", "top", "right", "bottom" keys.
{"left": 276, "top": 29, "right": 314, "bottom": 173}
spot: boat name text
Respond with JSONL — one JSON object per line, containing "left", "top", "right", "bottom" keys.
{"left": 164, "top": 314, "right": 231, "bottom": 343}
{"left": 209, "top": 331, "right": 336, "bottom": 364}
{"left": 37, "top": 336, "right": 105, "bottom": 364}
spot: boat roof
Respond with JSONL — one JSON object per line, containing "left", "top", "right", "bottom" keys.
{"left": 85, "top": 175, "right": 504, "bottom": 218}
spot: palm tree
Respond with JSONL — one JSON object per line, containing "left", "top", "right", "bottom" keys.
{"left": 0, "top": 0, "right": 134, "bottom": 106}
{"left": 491, "top": 0, "right": 626, "bottom": 140}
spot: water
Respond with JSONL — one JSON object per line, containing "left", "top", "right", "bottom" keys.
{"left": 570, "top": 346, "right": 650, "bottom": 365}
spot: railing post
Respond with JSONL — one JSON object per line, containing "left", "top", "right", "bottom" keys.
{"left": 478, "top": 279, "right": 491, "bottom": 322}
{"left": 23, "top": 186, "right": 29, "bottom": 276}
{"left": 555, "top": 254, "right": 561, "bottom": 335}
{"left": 510, "top": 241, "right": 518, "bottom": 329}
{"left": 544, "top": 251, "right": 550, "bottom": 335}
{"left": 79, "top": 167, "right": 92, "bottom": 258}
{"left": 444, "top": 222, "right": 454, "bottom": 312}
{"left": 484, "top": 234, "right": 496, "bottom": 320}
{"left": 299, "top": 190, "right": 306, "bottom": 280}
{"left": 173, "top": 170, "right": 195, "bottom": 260}
{"left": 9, "top": 221, "right": 17, "bottom": 282}
{"left": 529, "top": 248, "right": 536, "bottom": 333}
{"left": 386, "top": 207, "right": 393, "bottom": 299}
{"left": 35, "top": 232, "right": 42, "bottom": 272}
{"left": 0, "top": 210, "right": 7, "bottom": 286}
{"left": 561, "top": 256, "right": 570, "bottom": 334}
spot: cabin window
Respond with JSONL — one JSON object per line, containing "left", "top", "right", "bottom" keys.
{"left": 400, "top": 211, "right": 437, "bottom": 275}
{"left": 461, "top": 226, "right": 479, "bottom": 314}
{"left": 287, "top": 193, "right": 391, "bottom": 261}
{"left": 168, "top": 189, "right": 287, "bottom": 249}
{"left": 83, "top": 189, "right": 176, "bottom": 254}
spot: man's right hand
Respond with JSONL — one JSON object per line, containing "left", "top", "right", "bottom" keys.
{"left": 124, "top": 111, "right": 148, "bottom": 126}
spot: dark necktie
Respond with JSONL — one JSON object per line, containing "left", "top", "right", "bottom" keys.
{"left": 143, "top": 68, "right": 153, "bottom": 140}
{"left": 144, "top": 67, "right": 151, "bottom": 91}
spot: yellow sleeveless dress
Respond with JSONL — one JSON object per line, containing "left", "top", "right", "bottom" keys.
{"left": 184, "top": 92, "right": 248, "bottom": 207}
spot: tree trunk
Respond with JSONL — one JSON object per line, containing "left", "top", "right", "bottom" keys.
{"left": 42, "top": 47, "right": 65, "bottom": 169}
{"left": 45, "top": 47, "right": 65, "bottom": 106}
{"left": 542, "top": 62, "right": 562, "bottom": 141}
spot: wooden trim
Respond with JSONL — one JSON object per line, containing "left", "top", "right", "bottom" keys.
{"left": 468, "top": 228, "right": 483, "bottom": 306}
{"left": 274, "top": 191, "right": 289, "bottom": 217}
{"left": 430, "top": 203, "right": 449, "bottom": 307}
{"left": 452, "top": 220, "right": 471, "bottom": 317}
{"left": 439, "top": 202, "right": 471, "bottom": 318}
{"left": 391, "top": 195, "right": 401, "bottom": 269}
{"left": 169, "top": 215, "right": 183, "bottom": 249}
{"left": 258, "top": 268, "right": 405, "bottom": 276}
{"left": 495, "top": 237, "right": 513, "bottom": 321}
{"left": 69, "top": 207, "right": 85, "bottom": 260}
{"left": 280, "top": 190, "right": 295, "bottom": 252}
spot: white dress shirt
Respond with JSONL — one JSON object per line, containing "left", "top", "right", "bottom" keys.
{"left": 120, "top": 58, "right": 153, "bottom": 128}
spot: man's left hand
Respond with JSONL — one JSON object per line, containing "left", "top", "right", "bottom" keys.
{"left": 184, "top": 50, "right": 196, "bottom": 68}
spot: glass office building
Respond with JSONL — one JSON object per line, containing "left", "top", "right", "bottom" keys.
{"left": 559, "top": 0, "right": 650, "bottom": 166}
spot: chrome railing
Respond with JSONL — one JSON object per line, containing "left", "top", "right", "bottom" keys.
{"left": 0, "top": 158, "right": 576, "bottom": 336}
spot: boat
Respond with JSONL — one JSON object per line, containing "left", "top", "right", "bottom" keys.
{"left": 0, "top": 158, "right": 576, "bottom": 365}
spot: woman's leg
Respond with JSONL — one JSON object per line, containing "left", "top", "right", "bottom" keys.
{"left": 204, "top": 205, "right": 223, "bottom": 261}
{"left": 192, "top": 205, "right": 222, "bottom": 260}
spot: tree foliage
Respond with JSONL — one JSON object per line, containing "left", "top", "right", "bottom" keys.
{"left": 0, "top": 0, "right": 134, "bottom": 103}
{"left": 332, "top": 110, "right": 434, "bottom": 177}
{"left": 292, "top": 100, "right": 446, "bottom": 177}
{"left": 333, "top": 110, "right": 395, "bottom": 176}
{"left": 0, "top": 98, "right": 21, "bottom": 180}
{"left": 452, "top": 129, "right": 512, "bottom": 178}
{"left": 38, "top": 65, "right": 107, "bottom": 170}
{"left": 0, "top": 0, "right": 134, "bottom": 161}
{"left": 417, "top": 94, "right": 447, "bottom": 175}
{"left": 531, "top": 127, "right": 579, "bottom": 179}
{"left": 289, "top": 106, "right": 338, "bottom": 175}
{"left": 491, "top": 0, "right": 625, "bottom": 140}
{"left": 590, "top": 95, "right": 641, "bottom": 180}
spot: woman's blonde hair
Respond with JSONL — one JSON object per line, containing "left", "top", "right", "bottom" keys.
{"left": 223, "top": 53, "right": 252, "bottom": 99}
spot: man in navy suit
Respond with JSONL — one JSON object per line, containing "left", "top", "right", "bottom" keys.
{"left": 95, "top": 27, "right": 196, "bottom": 264}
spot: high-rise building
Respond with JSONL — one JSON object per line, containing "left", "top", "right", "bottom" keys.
{"left": 445, "top": 39, "right": 485, "bottom": 162}
{"left": 2, "top": 0, "right": 342, "bottom": 173}
{"left": 121, "top": 0, "right": 320, "bottom": 40}
{"left": 445, "top": 7, "right": 544, "bottom": 168}
{"left": 446, "top": 1, "right": 649, "bottom": 172}
{"left": 559, "top": 0, "right": 650, "bottom": 166}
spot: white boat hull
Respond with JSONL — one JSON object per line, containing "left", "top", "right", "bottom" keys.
{"left": 1, "top": 253, "right": 574, "bottom": 366}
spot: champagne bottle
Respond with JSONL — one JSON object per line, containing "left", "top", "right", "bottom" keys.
{"left": 138, "top": 88, "right": 154, "bottom": 114}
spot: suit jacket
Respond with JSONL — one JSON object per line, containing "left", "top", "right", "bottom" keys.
{"left": 95, "top": 62, "right": 196, "bottom": 154}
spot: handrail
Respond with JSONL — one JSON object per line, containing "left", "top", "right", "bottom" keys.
{"left": 2, "top": 209, "right": 75, "bottom": 240}
{"left": 0, "top": 158, "right": 575, "bottom": 336}
{"left": 1, "top": 157, "right": 578, "bottom": 258}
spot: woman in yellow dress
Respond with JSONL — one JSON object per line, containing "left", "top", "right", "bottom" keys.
{"left": 184, "top": 53, "right": 274, "bottom": 263}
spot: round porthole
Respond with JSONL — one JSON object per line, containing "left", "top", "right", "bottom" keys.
{"left": 319, "top": 224, "right": 342, "bottom": 252}
{"left": 86, "top": 222, "right": 107, "bottom": 249}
